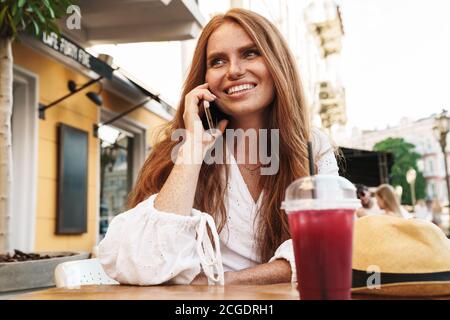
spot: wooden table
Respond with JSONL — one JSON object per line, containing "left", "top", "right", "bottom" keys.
{"left": 13, "top": 283, "right": 298, "bottom": 300}
{"left": 12, "top": 284, "right": 450, "bottom": 300}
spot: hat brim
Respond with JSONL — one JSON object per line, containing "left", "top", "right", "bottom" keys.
{"left": 352, "top": 269, "right": 450, "bottom": 297}
{"left": 352, "top": 281, "right": 450, "bottom": 297}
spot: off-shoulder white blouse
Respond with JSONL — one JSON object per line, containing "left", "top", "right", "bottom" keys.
{"left": 98, "top": 128, "right": 339, "bottom": 285}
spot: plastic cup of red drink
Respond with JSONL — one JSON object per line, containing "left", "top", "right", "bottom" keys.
{"left": 282, "top": 175, "right": 360, "bottom": 300}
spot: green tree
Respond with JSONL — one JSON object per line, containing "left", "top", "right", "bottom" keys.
{"left": 373, "top": 137, "right": 426, "bottom": 205}
{"left": 0, "top": 0, "right": 73, "bottom": 251}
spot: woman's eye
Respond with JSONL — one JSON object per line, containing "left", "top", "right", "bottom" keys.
{"left": 245, "top": 50, "right": 259, "bottom": 58}
{"left": 210, "top": 59, "right": 225, "bottom": 67}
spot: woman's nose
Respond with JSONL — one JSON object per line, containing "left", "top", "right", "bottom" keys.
{"left": 227, "top": 59, "right": 245, "bottom": 80}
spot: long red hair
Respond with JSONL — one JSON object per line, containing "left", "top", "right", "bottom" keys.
{"left": 128, "top": 8, "right": 311, "bottom": 263}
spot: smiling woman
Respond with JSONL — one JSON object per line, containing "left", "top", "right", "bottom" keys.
{"left": 98, "top": 8, "right": 339, "bottom": 286}
{"left": 205, "top": 21, "right": 275, "bottom": 126}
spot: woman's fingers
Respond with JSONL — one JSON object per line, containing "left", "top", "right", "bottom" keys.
{"left": 190, "top": 83, "right": 217, "bottom": 101}
{"left": 184, "top": 89, "right": 217, "bottom": 119}
{"left": 189, "top": 90, "right": 217, "bottom": 104}
{"left": 185, "top": 83, "right": 216, "bottom": 114}
{"left": 183, "top": 83, "right": 228, "bottom": 155}
{"left": 194, "top": 82, "right": 217, "bottom": 97}
{"left": 195, "top": 82, "right": 209, "bottom": 89}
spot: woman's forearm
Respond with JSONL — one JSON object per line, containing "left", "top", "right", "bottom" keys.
{"left": 154, "top": 140, "right": 203, "bottom": 216}
{"left": 225, "top": 259, "right": 292, "bottom": 285}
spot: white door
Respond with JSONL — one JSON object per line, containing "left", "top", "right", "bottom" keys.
{"left": 10, "top": 66, "right": 38, "bottom": 252}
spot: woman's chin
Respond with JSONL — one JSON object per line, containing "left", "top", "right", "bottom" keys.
{"left": 221, "top": 106, "right": 264, "bottom": 118}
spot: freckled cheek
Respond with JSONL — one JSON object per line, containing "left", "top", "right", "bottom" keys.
{"left": 262, "top": 70, "right": 275, "bottom": 98}
{"left": 205, "top": 71, "right": 223, "bottom": 95}
{"left": 261, "top": 68, "right": 274, "bottom": 84}
{"left": 259, "top": 73, "right": 275, "bottom": 98}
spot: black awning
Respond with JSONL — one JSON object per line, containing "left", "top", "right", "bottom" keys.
{"left": 338, "top": 147, "right": 394, "bottom": 187}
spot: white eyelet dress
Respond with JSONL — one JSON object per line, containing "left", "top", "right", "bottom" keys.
{"left": 98, "top": 128, "right": 339, "bottom": 285}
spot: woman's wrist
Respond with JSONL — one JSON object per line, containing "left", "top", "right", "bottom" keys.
{"left": 176, "top": 136, "right": 206, "bottom": 166}
{"left": 224, "top": 271, "right": 238, "bottom": 285}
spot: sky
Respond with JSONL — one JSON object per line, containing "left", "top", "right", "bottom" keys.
{"left": 90, "top": 0, "right": 450, "bottom": 132}
{"left": 339, "top": 0, "right": 450, "bottom": 130}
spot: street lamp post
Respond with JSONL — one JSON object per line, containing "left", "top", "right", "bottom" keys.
{"left": 394, "top": 185, "right": 403, "bottom": 203}
{"left": 406, "top": 168, "right": 417, "bottom": 211}
{"left": 433, "top": 109, "right": 450, "bottom": 230}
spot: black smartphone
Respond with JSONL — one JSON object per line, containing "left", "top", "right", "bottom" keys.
{"left": 201, "top": 100, "right": 229, "bottom": 131}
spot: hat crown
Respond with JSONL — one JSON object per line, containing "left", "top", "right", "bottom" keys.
{"left": 353, "top": 215, "right": 450, "bottom": 274}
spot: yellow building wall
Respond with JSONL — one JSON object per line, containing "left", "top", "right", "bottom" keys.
{"left": 13, "top": 42, "right": 169, "bottom": 254}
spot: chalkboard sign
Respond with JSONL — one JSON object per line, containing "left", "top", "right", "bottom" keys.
{"left": 57, "top": 124, "right": 88, "bottom": 234}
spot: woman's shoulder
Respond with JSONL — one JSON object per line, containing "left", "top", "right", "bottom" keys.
{"left": 310, "top": 127, "right": 334, "bottom": 158}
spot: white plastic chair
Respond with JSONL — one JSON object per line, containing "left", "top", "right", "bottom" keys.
{"left": 54, "top": 258, "right": 119, "bottom": 288}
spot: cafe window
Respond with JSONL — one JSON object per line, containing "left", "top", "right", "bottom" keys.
{"left": 430, "top": 183, "right": 436, "bottom": 198}
{"left": 97, "top": 108, "right": 147, "bottom": 242}
{"left": 428, "top": 159, "right": 434, "bottom": 174}
{"left": 99, "top": 125, "right": 134, "bottom": 239}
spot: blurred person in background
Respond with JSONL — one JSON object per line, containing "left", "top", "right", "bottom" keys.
{"left": 375, "top": 184, "right": 412, "bottom": 219}
{"left": 431, "top": 198, "right": 442, "bottom": 227}
{"left": 355, "top": 184, "right": 382, "bottom": 218}
{"left": 426, "top": 198, "right": 433, "bottom": 214}
{"left": 414, "top": 199, "right": 432, "bottom": 222}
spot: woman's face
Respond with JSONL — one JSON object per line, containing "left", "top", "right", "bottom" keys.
{"left": 205, "top": 22, "right": 275, "bottom": 122}
{"left": 376, "top": 195, "right": 385, "bottom": 209}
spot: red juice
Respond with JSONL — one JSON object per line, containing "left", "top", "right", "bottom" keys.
{"left": 288, "top": 208, "right": 355, "bottom": 300}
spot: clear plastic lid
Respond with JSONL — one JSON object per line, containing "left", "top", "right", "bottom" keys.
{"left": 281, "top": 175, "right": 361, "bottom": 212}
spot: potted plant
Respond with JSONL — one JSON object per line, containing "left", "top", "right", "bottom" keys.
{"left": 0, "top": 249, "right": 90, "bottom": 292}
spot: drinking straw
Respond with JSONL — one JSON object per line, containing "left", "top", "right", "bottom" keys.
{"left": 307, "top": 141, "right": 315, "bottom": 176}
{"left": 307, "top": 141, "right": 316, "bottom": 199}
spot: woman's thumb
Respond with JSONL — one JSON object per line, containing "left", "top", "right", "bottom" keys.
{"left": 217, "top": 119, "right": 229, "bottom": 135}
{"left": 206, "top": 119, "right": 228, "bottom": 142}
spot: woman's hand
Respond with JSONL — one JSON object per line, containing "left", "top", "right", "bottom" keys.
{"left": 190, "top": 272, "right": 208, "bottom": 285}
{"left": 190, "top": 271, "right": 237, "bottom": 285}
{"left": 182, "top": 83, "right": 228, "bottom": 160}
{"left": 155, "top": 83, "right": 228, "bottom": 215}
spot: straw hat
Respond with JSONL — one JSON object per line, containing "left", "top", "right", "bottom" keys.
{"left": 352, "top": 215, "right": 450, "bottom": 297}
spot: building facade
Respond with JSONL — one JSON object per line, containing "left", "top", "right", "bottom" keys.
{"left": 11, "top": 38, "right": 170, "bottom": 253}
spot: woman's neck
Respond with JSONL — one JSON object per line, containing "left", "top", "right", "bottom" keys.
{"left": 226, "top": 110, "right": 271, "bottom": 165}
{"left": 229, "top": 118, "right": 263, "bottom": 131}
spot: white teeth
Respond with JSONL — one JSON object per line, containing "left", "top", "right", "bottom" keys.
{"left": 227, "top": 84, "right": 255, "bottom": 95}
